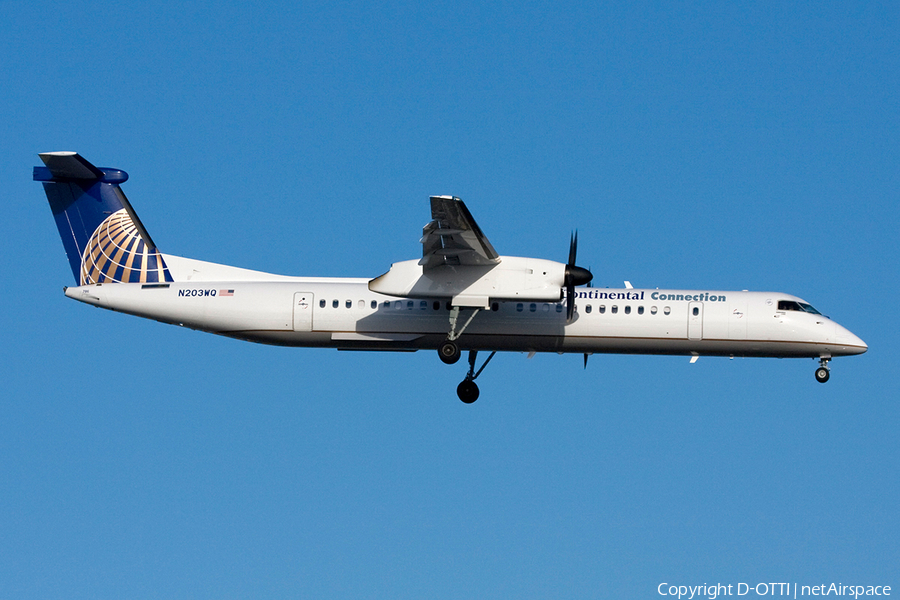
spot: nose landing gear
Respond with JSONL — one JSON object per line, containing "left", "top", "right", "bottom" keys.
{"left": 815, "top": 356, "right": 831, "bottom": 383}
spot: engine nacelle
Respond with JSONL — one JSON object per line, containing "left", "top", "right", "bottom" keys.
{"left": 368, "top": 256, "right": 566, "bottom": 308}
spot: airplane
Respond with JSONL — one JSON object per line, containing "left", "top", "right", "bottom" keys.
{"left": 34, "top": 151, "right": 867, "bottom": 402}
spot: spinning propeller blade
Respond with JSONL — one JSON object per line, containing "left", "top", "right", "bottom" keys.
{"left": 564, "top": 231, "right": 593, "bottom": 322}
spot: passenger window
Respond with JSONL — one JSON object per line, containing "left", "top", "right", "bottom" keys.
{"left": 585, "top": 305, "right": 592, "bottom": 314}
{"left": 599, "top": 305, "right": 605, "bottom": 314}
{"left": 555, "top": 304, "right": 563, "bottom": 313}
{"left": 420, "top": 301, "right": 427, "bottom": 310}
{"left": 638, "top": 306, "right": 644, "bottom": 315}
{"left": 692, "top": 307, "right": 699, "bottom": 316}
{"left": 407, "top": 301, "right": 414, "bottom": 309}
{"left": 611, "top": 305, "right": 618, "bottom": 314}
{"left": 371, "top": 300, "right": 377, "bottom": 309}
{"left": 492, "top": 303, "right": 499, "bottom": 311}
{"left": 542, "top": 304, "right": 549, "bottom": 312}
{"left": 624, "top": 306, "right": 631, "bottom": 315}
{"left": 434, "top": 301, "right": 441, "bottom": 310}
{"left": 395, "top": 301, "right": 402, "bottom": 309}
{"left": 664, "top": 306, "right": 671, "bottom": 315}
{"left": 530, "top": 303, "right": 537, "bottom": 312}
{"left": 333, "top": 299, "right": 339, "bottom": 308}
{"left": 346, "top": 300, "right": 352, "bottom": 309}
{"left": 517, "top": 303, "right": 523, "bottom": 312}
{"left": 358, "top": 300, "right": 365, "bottom": 309}
{"left": 319, "top": 299, "right": 326, "bottom": 308}
{"left": 651, "top": 306, "right": 658, "bottom": 315}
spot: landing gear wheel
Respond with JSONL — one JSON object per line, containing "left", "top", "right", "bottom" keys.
{"left": 457, "top": 379, "right": 479, "bottom": 403}
{"left": 439, "top": 340, "right": 461, "bottom": 364}
{"left": 815, "top": 367, "right": 830, "bottom": 383}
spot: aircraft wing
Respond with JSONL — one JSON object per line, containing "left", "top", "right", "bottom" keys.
{"left": 419, "top": 196, "right": 500, "bottom": 269}
{"left": 369, "top": 195, "right": 567, "bottom": 304}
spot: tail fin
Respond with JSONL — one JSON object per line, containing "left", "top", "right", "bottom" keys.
{"left": 34, "top": 152, "right": 173, "bottom": 285}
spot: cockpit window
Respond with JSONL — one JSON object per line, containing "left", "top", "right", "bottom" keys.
{"left": 798, "top": 302, "right": 822, "bottom": 315}
{"left": 778, "top": 300, "right": 799, "bottom": 311}
{"left": 778, "top": 300, "right": 822, "bottom": 315}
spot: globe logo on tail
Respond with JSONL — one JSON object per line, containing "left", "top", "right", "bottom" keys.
{"left": 80, "top": 209, "right": 173, "bottom": 285}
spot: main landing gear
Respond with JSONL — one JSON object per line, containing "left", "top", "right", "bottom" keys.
{"left": 815, "top": 356, "right": 831, "bottom": 383}
{"left": 436, "top": 305, "right": 495, "bottom": 402}
{"left": 438, "top": 306, "right": 480, "bottom": 365}
{"left": 439, "top": 340, "right": 461, "bottom": 364}
{"left": 456, "top": 350, "right": 497, "bottom": 403}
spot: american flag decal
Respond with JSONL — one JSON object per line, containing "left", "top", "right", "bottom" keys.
{"left": 219, "top": 289, "right": 234, "bottom": 296}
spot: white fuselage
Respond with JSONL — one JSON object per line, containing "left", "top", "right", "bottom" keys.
{"left": 35, "top": 154, "right": 866, "bottom": 397}
{"left": 63, "top": 255, "right": 867, "bottom": 361}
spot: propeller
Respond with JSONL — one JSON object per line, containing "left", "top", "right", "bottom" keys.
{"left": 565, "top": 231, "right": 593, "bottom": 322}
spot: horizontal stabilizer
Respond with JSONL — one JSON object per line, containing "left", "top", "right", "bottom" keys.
{"left": 38, "top": 151, "right": 104, "bottom": 180}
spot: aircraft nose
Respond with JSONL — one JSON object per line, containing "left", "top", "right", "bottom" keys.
{"left": 835, "top": 325, "right": 867, "bottom": 355}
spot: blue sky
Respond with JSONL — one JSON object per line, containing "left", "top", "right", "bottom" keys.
{"left": 2, "top": 1, "right": 897, "bottom": 597}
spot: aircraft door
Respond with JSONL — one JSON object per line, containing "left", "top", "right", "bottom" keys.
{"left": 293, "top": 292, "right": 314, "bottom": 332}
{"left": 688, "top": 302, "right": 703, "bottom": 340}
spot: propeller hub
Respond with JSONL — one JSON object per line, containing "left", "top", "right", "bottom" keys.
{"left": 565, "top": 265, "right": 593, "bottom": 287}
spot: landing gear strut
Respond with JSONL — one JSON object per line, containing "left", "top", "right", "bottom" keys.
{"left": 815, "top": 356, "right": 831, "bottom": 383}
{"left": 437, "top": 306, "right": 480, "bottom": 365}
{"left": 457, "top": 350, "right": 496, "bottom": 403}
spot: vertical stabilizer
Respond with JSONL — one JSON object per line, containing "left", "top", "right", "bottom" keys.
{"left": 34, "top": 152, "right": 173, "bottom": 285}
